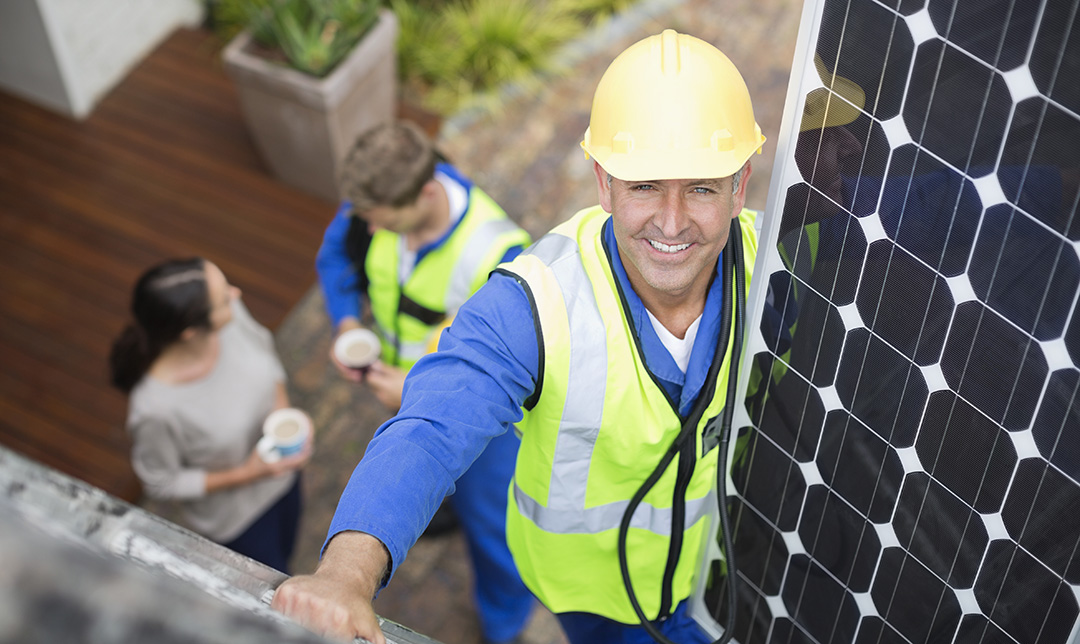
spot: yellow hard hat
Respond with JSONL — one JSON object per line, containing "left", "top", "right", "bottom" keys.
{"left": 580, "top": 29, "right": 765, "bottom": 181}
{"left": 799, "top": 54, "right": 866, "bottom": 132}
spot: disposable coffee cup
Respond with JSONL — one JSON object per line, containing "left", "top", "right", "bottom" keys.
{"left": 257, "top": 408, "right": 311, "bottom": 463}
{"left": 333, "top": 328, "right": 381, "bottom": 371}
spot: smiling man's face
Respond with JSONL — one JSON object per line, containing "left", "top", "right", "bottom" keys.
{"left": 596, "top": 161, "right": 749, "bottom": 306}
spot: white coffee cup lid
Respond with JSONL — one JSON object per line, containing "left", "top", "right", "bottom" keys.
{"left": 333, "top": 327, "right": 381, "bottom": 368}
{"left": 262, "top": 407, "right": 311, "bottom": 441}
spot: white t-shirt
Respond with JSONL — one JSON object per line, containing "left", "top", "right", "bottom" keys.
{"left": 645, "top": 309, "right": 702, "bottom": 374}
{"left": 398, "top": 169, "right": 468, "bottom": 283}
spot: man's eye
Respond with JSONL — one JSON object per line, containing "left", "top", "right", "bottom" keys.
{"left": 631, "top": 184, "right": 655, "bottom": 191}
{"left": 692, "top": 186, "right": 715, "bottom": 194}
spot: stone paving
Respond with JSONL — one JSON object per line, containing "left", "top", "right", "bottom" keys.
{"left": 274, "top": 1, "right": 802, "bottom": 642}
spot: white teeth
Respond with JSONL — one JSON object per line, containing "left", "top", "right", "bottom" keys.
{"left": 648, "top": 239, "right": 691, "bottom": 253}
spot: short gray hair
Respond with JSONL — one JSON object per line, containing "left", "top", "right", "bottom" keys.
{"left": 731, "top": 166, "right": 745, "bottom": 194}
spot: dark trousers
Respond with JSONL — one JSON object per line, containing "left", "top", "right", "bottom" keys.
{"left": 556, "top": 599, "right": 713, "bottom": 644}
{"left": 222, "top": 474, "right": 302, "bottom": 574}
{"left": 450, "top": 428, "right": 535, "bottom": 643}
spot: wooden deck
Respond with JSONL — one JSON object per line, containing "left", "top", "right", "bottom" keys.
{"left": 0, "top": 28, "right": 335, "bottom": 502}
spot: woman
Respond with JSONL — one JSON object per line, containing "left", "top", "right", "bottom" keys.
{"left": 109, "top": 257, "right": 312, "bottom": 573}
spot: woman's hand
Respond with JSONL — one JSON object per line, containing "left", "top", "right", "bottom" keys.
{"left": 205, "top": 415, "right": 314, "bottom": 493}
{"left": 249, "top": 433, "right": 313, "bottom": 478}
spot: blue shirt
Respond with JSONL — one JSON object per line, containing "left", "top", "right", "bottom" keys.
{"left": 327, "top": 215, "right": 730, "bottom": 583}
{"left": 315, "top": 163, "right": 523, "bottom": 326}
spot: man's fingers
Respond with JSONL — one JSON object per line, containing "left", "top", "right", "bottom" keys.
{"left": 273, "top": 586, "right": 352, "bottom": 642}
{"left": 330, "top": 349, "right": 365, "bottom": 382}
{"left": 271, "top": 577, "right": 384, "bottom": 644}
{"left": 316, "top": 603, "right": 357, "bottom": 642}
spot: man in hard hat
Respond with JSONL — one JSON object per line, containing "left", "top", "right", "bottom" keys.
{"left": 315, "top": 120, "right": 536, "bottom": 644}
{"left": 273, "top": 30, "right": 764, "bottom": 644}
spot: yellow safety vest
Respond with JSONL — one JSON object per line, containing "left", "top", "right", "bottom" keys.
{"left": 499, "top": 205, "right": 758, "bottom": 622}
{"left": 366, "top": 187, "right": 531, "bottom": 368}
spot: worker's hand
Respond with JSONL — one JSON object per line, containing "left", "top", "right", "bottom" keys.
{"left": 364, "top": 362, "right": 405, "bottom": 412}
{"left": 271, "top": 532, "right": 389, "bottom": 644}
{"left": 330, "top": 319, "right": 367, "bottom": 382}
{"left": 271, "top": 572, "right": 382, "bottom": 643}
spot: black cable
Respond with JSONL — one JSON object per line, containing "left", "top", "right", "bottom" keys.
{"left": 618, "top": 219, "right": 746, "bottom": 644}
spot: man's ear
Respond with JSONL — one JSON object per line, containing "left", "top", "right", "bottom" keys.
{"left": 179, "top": 327, "right": 198, "bottom": 342}
{"left": 732, "top": 161, "right": 753, "bottom": 218}
{"left": 592, "top": 161, "right": 613, "bottom": 213}
{"left": 413, "top": 178, "right": 443, "bottom": 219}
{"left": 418, "top": 178, "right": 440, "bottom": 202}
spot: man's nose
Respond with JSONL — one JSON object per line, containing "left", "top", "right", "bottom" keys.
{"left": 656, "top": 191, "right": 690, "bottom": 237}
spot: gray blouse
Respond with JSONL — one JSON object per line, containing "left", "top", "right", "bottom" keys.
{"left": 127, "top": 298, "right": 295, "bottom": 542}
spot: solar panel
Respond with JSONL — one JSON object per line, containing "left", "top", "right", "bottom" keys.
{"left": 691, "top": 1, "right": 1080, "bottom": 642}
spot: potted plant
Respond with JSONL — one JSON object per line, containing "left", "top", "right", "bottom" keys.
{"left": 388, "top": 0, "right": 582, "bottom": 117}
{"left": 215, "top": 0, "right": 398, "bottom": 202}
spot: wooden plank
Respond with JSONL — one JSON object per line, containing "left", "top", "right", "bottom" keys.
{"left": 0, "top": 236, "right": 132, "bottom": 316}
{"left": 0, "top": 287, "right": 115, "bottom": 362}
{"left": 0, "top": 178, "right": 166, "bottom": 287}
{"left": 1, "top": 109, "right": 331, "bottom": 282}
{"left": 0, "top": 322, "right": 122, "bottom": 421}
{"left": 0, "top": 399, "right": 130, "bottom": 483}
{"left": 0, "top": 369, "right": 129, "bottom": 454}
{"left": 0, "top": 417, "right": 138, "bottom": 500}
{"left": 2, "top": 139, "right": 313, "bottom": 306}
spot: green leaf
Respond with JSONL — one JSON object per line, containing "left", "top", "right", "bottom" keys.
{"left": 213, "top": 0, "right": 380, "bottom": 77}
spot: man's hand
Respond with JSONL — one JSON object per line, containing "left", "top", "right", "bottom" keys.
{"left": 364, "top": 362, "right": 406, "bottom": 412}
{"left": 271, "top": 532, "right": 390, "bottom": 644}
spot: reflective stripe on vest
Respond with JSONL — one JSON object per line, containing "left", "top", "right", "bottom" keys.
{"left": 513, "top": 481, "right": 716, "bottom": 535}
{"left": 501, "top": 205, "right": 759, "bottom": 622}
{"left": 447, "top": 218, "right": 528, "bottom": 310}
{"left": 366, "top": 186, "right": 530, "bottom": 369}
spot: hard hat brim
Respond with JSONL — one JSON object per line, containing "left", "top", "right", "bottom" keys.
{"left": 582, "top": 132, "right": 766, "bottom": 182}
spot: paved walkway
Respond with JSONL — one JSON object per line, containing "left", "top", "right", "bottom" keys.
{"left": 275, "top": 1, "right": 801, "bottom": 642}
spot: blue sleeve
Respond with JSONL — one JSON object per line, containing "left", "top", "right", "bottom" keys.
{"left": 315, "top": 203, "right": 363, "bottom": 326}
{"left": 324, "top": 271, "right": 540, "bottom": 584}
{"left": 500, "top": 244, "right": 525, "bottom": 264}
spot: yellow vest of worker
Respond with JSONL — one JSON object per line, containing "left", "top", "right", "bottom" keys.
{"left": 500, "top": 205, "right": 758, "bottom": 622}
{"left": 366, "top": 187, "right": 531, "bottom": 369}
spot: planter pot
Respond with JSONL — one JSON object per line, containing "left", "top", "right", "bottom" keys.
{"left": 222, "top": 9, "right": 398, "bottom": 202}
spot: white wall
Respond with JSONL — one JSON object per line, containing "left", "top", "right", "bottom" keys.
{"left": 0, "top": 0, "right": 205, "bottom": 119}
